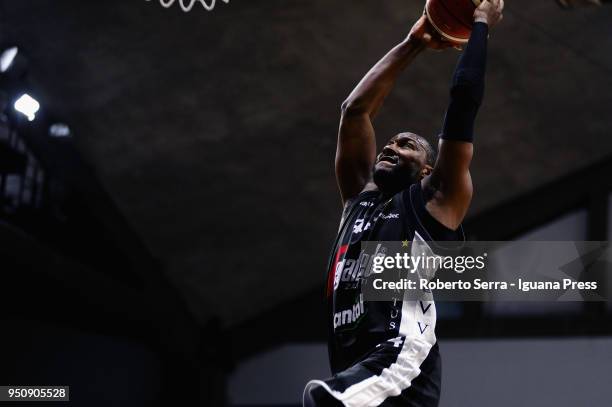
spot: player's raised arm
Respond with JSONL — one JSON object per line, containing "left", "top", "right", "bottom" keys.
{"left": 423, "top": 0, "right": 504, "bottom": 230}
{"left": 336, "top": 15, "right": 449, "bottom": 206}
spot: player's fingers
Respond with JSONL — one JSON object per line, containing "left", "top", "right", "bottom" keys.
{"left": 498, "top": 0, "right": 505, "bottom": 12}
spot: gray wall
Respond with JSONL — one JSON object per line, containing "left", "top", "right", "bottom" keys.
{"left": 229, "top": 337, "right": 612, "bottom": 406}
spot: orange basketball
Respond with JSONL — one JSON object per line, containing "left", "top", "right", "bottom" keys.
{"left": 425, "top": 0, "right": 482, "bottom": 45}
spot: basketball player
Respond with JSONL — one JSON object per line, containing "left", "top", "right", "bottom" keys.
{"left": 303, "top": 1, "right": 504, "bottom": 406}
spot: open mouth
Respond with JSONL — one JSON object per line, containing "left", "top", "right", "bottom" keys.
{"left": 378, "top": 155, "right": 399, "bottom": 165}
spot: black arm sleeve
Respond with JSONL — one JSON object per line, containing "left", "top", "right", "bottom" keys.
{"left": 440, "top": 22, "right": 489, "bottom": 143}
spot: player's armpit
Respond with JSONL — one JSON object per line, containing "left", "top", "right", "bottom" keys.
{"left": 421, "top": 138, "right": 473, "bottom": 230}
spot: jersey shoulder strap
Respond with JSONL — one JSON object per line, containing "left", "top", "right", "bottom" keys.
{"left": 399, "top": 182, "right": 465, "bottom": 243}
{"left": 339, "top": 190, "right": 380, "bottom": 227}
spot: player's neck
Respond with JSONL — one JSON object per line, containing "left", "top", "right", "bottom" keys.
{"left": 376, "top": 179, "right": 415, "bottom": 198}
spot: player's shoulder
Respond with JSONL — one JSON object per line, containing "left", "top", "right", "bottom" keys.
{"left": 340, "top": 184, "right": 380, "bottom": 223}
{"left": 342, "top": 183, "right": 379, "bottom": 210}
{"left": 399, "top": 182, "right": 464, "bottom": 243}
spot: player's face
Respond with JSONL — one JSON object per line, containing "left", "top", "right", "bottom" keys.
{"left": 373, "top": 133, "right": 430, "bottom": 190}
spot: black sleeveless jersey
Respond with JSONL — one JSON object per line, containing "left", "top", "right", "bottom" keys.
{"left": 326, "top": 182, "right": 462, "bottom": 374}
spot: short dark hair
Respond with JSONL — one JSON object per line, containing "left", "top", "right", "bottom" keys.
{"left": 398, "top": 132, "right": 437, "bottom": 167}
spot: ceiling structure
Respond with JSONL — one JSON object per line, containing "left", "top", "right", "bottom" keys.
{"left": 2, "top": 0, "right": 611, "bottom": 325}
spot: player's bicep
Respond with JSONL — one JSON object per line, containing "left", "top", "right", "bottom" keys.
{"left": 335, "top": 112, "right": 377, "bottom": 204}
{"left": 423, "top": 139, "right": 473, "bottom": 229}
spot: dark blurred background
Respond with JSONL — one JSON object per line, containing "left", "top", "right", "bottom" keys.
{"left": 0, "top": 0, "right": 611, "bottom": 406}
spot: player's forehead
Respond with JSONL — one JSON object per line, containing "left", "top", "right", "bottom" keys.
{"left": 388, "top": 132, "right": 423, "bottom": 146}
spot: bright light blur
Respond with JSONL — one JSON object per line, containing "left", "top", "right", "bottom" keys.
{"left": 14, "top": 94, "right": 40, "bottom": 122}
{"left": 0, "top": 47, "right": 18, "bottom": 73}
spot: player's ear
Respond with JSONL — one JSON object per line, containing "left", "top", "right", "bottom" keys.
{"left": 420, "top": 164, "right": 433, "bottom": 178}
